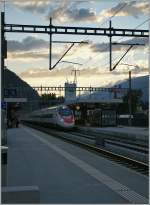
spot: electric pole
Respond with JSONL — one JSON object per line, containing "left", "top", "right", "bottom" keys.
{"left": 128, "top": 70, "right": 132, "bottom": 126}
{"left": 71, "top": 69, "right": 80, "bottom": 85}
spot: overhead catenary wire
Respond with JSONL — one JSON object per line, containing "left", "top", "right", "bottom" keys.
{"left": 70, "top": 1, "right": 129, "bottom": 67}
{"left": 68, "top": 1, "right": 129, "bottom": 57}
{"left": 99, "top": 2, "right": 127, "bottom": 27}
{"left": 108, "top": 19, "right": 149, "bottom": 70}
{"left": 82, "top": 18, "right": 149, "bottom": 69}
{"left": 117, "top": 18, "right": 150, "bottom": 43}
{"left": 57, "top": 19, "right": 149, "bottom": 70}
{"left": 3, "top": 1, "right": 148, "bottom": 71}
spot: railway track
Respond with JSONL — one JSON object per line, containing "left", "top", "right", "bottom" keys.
{"left": 23, "top": 122, "right": 149, "bottom": 176}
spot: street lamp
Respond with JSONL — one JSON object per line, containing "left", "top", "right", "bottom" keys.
{"left": 120, "top": 63, "right": 140, "bottom": 126}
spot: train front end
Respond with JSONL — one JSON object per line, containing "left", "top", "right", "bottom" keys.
{"left": 57, "top": 106, "right": 75, "bottom": 129}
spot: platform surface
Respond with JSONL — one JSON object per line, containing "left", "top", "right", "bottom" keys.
{"left": 6, "top": 125, "right": 149, "bottom": 203}
{"left": 78, "top": 125, "right": 149, "bottom": 137}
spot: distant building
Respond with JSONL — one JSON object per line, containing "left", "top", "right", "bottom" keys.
{"left": 64, "top": 84, "right": 123, "bottom": 127}
{"left": 65, "top": 82, "right": 76, "bottom": 102}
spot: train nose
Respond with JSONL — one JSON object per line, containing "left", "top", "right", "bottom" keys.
{"left": 63, "top": 116, "right": 74, "bottom": 124}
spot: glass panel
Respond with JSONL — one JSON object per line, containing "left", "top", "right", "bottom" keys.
{"left": 58, "top": 107, "right": 72, "bottom": 116}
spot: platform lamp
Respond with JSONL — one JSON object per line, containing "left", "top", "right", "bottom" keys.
{"left": 120, "top": 63, "right": 140, "bottom": 126}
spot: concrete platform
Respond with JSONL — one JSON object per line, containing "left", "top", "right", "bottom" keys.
{"left": 77, "top": 126, "right": 149, "bottom": 143}
{"left": 5, "top": 125, "right": 149, "bottom": 204}
{"left": 2, "top": 186, "right": 40, "bottom": 203}
{"left": 78, "top": 125, "right": 148, "bottom": 136}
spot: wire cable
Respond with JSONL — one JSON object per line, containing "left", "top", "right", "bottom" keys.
{"left": 99, "top": 2, "right": 127, "bottom": 27}
{"left": 72, "top": 1, "right": 129, "bottom": 56}
{"left": 82, "top": 18, "right": 149, "bottom": 68}
{"left": 117, "top": 18, "right": 150, "bottom": 42}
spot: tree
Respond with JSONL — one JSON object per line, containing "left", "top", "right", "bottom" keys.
{"left": 40, "top": 93, "right": 64, "bottom": 108}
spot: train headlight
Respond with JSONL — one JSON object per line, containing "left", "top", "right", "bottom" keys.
{"left": 60, "top": 118, "right": 64, "bottom": 122}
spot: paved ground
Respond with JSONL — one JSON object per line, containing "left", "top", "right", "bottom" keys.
{"left": 6, "top": 125, "right": 149, "bottom": 204}
{"left": 78, "top": 126, "right": 149, "bottom": 137}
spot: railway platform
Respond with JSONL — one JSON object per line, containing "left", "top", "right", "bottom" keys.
{"left": 3, "top": 125, "right": 149, "bottom": 203}
{"left": 77, "top": 126, "right": 148, "bottom": 143}
{"left": 77, "top": 125, "right": 148, "bottom": 137}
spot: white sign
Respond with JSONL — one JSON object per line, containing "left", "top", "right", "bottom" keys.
{"left": 4, "top": 98, "right": 27, "bottom": 102}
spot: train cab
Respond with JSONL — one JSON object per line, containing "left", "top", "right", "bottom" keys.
{"left": 57, "top": 106, "right": 75, "bottom": 128}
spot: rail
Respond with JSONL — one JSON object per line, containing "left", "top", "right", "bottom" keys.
{"left": 22, "top": 122, "right": 149, "bottom": 176}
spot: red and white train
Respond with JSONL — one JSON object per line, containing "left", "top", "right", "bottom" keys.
{"left": 25, "top": 105, "right": 75, "bottom": 129}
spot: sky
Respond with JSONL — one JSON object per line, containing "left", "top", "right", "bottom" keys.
{"left": 1, "top": 0, "right": 149, "bottom": 87}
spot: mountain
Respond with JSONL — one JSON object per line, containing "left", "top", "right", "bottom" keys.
{"left": 4, "top": 68, "right": 40, "bottom": 111}
{"left": 116, "top": 75, "right": 149, "bottom": 103}
{"left": 74, "top": 75, "right": 149, "bottom": 104}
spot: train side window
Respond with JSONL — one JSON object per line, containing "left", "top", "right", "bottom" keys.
{"left": 49, "top": 114, "right": 53, "bottom": 118}
{"left": 39, "top": 114, "right": 53, "bottom": 118}
{"left": 44, "top": 114, "right": 53, "bottom": 118}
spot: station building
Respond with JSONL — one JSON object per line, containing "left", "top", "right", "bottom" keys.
{"left": 65, "top": 90, "right": 123, "bottom": 127}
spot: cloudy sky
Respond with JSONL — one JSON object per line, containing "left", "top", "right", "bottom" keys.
{"left": 1, "top": 0, "right": 149, "bottom": 87}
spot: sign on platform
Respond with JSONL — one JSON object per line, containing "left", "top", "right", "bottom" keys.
{"left": 4, "top": 88, "right": 17, "bottom": 98}
{"left": 4, "top": 98, "right": 27, "bottom": 103}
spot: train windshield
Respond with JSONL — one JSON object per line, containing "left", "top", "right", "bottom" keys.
{"left": 58, "top": 107, "right": 73, "bottom": 116}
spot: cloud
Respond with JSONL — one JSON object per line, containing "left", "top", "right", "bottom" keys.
{"left": 19, "top": 62, "right": 148, "bottom": 79}
{"left": 12, "top": 0, "right": 149, "bottom": 24}
{"left": 12, "top": 0, "right": 97, "bottom": 23}
{"left": 8, "top": 35, "right": 148, "bottom": 54}
{"left": 46, "top": 1, "right": 149, "bottom": 22}
{"left": 7, "top": 51, "right": 59, "bottom": 60}
{"left": 20, "top": 67, "right": 72, "bottom": 78}
{"left": 90, "top": 37, "right": 149, "bottom": 53}
{"left": 68, "top": 8, "right": 97, "bottom": 22}
{"left": 20, "top": 67, "right": 107, "bottom": 78}
{"left": 101, "top": 1, "right": 149, "bottom": 20}
{"left": 8, "top": 36, "right": 49, "bottom": 52}
{"left": 46, "top": 7, "right": 98, "bottom": 22}
{"left": 13, "top": 0, "right": 50, "bottom": 14}
{"left": 7, "top": 36, "right": 69, "bottom": 60}
{"left": 112, "top": 64, "right": 148, "bottom": 75}
{"left": 19, "top": 66, "right": 148, "bottom": 88}
{"left": 7, "top": 35, "right": 148, "bottom": 67}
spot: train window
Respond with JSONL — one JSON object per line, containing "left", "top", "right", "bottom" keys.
{"left": 58, "top": 107, "right": 72, "bottom": 116}
{"left": 31, "top": 114, "right": 53, "bottom": 118}
{"left": 31, "top": 115, "right": 39, "bottom": 118}
{"left": 42, "top": 114, "right": 53, "bottom": 118}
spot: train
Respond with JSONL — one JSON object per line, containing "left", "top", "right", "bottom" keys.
{"left": 23, "top": 105, "right": 75, "bottom": 130}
